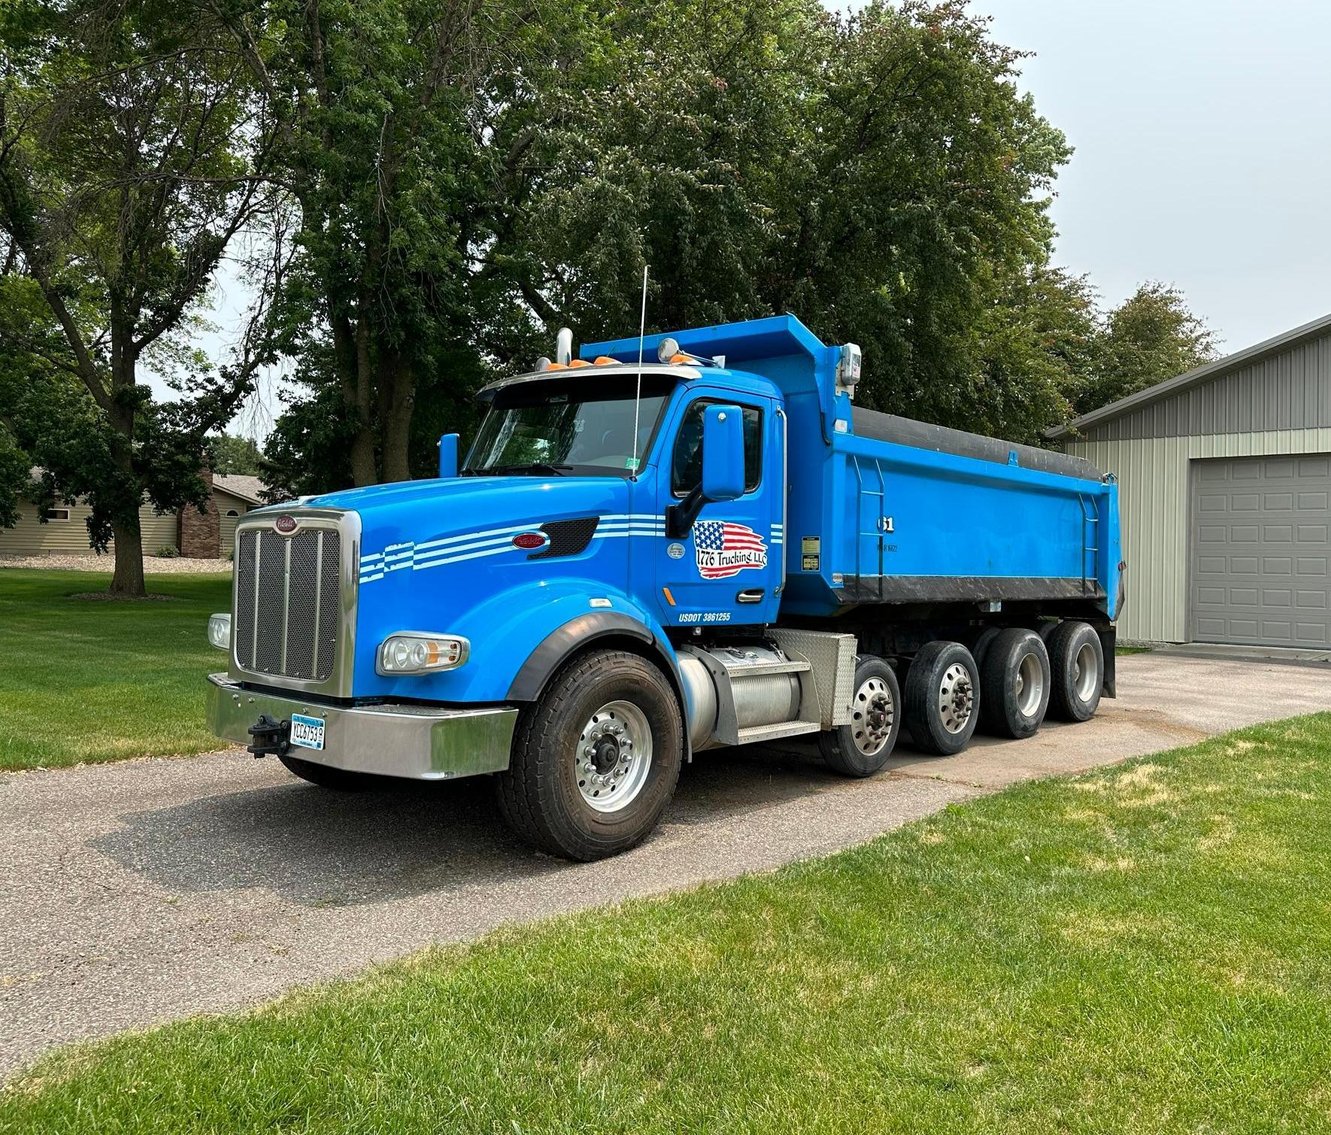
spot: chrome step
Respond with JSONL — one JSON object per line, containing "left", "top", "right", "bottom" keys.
{"left": 734, "top": 720, "right": 822, "bottom": 745}
{"left": 722, "top": 660, "right": 811, "bottom": 678}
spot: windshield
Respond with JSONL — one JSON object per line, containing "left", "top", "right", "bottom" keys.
{"left": 464, "top": 375, "right": 673, "bottom": 477}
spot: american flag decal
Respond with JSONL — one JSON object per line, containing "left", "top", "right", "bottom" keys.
{"left": 694, "top": 520, "right": 768, "bottom": 579}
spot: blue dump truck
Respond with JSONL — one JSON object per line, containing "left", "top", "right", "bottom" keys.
{"left": 206, "top": 315, "right": 1122, "bottom": 860}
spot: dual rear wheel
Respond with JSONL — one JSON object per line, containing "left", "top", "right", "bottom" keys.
{"left": 818, "top": 620, "right": 1104, "bottom": 771}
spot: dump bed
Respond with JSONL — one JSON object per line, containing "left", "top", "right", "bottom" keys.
{"left": 780, "top": 407, "right": 1122, "bottom": 619}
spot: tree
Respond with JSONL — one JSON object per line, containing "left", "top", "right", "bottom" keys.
{"left": 1075, "top": 282, "right": 1219, "bottom": 414}
{"left": 209, "top": 0, "right": 533, "bottom": 487}
{"left": 962, "top": 266, "right": 1102, "bottom": 442}
{"left": 207, "top": 433, "right": 263, "bottom": 476}
{"left": 0, "top": 0, "right": 279, "bottom": 594}
{"left": 491, "top": 0, "right": 1075, "bottom": 441}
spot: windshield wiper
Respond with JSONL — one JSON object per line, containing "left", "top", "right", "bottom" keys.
{"left": 484, "top": 463, "right": 572, "bottom": 477}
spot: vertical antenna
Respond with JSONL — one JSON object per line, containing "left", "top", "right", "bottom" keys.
{"left": 629, "top": 263, "right": 649, "bottom": 480}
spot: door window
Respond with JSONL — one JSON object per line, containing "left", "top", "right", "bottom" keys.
{"left": 671, "top": 401, "right": 763, "bottom": 497}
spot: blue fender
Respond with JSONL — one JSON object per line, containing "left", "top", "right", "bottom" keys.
{"left": 413, "top": 578, "right": 686, "bottom": 711}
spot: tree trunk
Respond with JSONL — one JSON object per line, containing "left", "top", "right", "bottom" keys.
{"left": 350, "top": 306, "right": 380, "bottom": 485}
{"left": 349, "top": 429, "right": 378, "bottom": 487}
{"left": 379, "top": 357, "right": 415, "bottom": 483}
{"left": 108, "top": 513, "right": 146, "bottom": 597}
{"left": 105, "top": 342, "right": 147, "bottom": 597}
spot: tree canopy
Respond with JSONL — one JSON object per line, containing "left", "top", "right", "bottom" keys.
{"left": 0, "top": 0, "right": 280, "bottom": 592}
{"left": 1074, "top": 282, "right": 1219, "bottom": 415}
{"left": 2, "top": 0, "right": 1224, "bottom": 533}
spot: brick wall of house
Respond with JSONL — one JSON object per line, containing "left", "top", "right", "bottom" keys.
{"left": 178, "top": 468, "right": 220, "bottom": 558}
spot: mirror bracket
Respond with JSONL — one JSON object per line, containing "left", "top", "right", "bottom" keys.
{"left": 666, "top": 489, "right": 705, "bottom": 539}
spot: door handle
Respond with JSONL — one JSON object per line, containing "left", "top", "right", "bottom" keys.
{"left": 737, "top": 589, "right": 765, "bottom": 604}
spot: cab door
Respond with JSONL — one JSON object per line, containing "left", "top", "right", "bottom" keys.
{"left": 653, "top": 391, "right": 783, "bottom": 628}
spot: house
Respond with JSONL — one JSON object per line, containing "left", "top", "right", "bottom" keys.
{"left": 1047, "top": 312, "right": 1331, "bottom": 648}
{"left": 1, "top": 469, "right": 269, "bottom": 560}
{"left": 203, "top": 474, "right": 267, "bottom": 558}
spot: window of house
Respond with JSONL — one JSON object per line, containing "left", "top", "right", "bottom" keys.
{"left": 670, "top": 401, "right": 763, "bottom": 497}
{"left": 225, "top": 509, "right": 239, "bottom": 517}
{"left": 43, "top": 508, "right": 70, "bottom": 521}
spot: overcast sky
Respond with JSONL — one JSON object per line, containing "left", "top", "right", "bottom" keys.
{"left": 976, "top": 0, "right": 1331, "bottom": 351}
{"left": 195, "top": 0, "right": 1331, "bottom": 432}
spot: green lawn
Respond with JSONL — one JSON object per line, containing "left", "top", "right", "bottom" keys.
{"left": 4, "top": 714, "right": 1329, "bottom": 1133}
{"left": 0, "top": 569, "right": 232, "bottom": 771}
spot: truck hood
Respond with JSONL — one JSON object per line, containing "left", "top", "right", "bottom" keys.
{"left": 300, "top": 475, "right": 635, "bottom": 583}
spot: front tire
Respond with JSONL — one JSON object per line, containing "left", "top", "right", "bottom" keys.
{"left": 905, "top": 641, "right": 980, "bottom": 756}
{"left": 979, "top": 628, "right": 1051, "bottom": 739}
{"left": 496, "top": 649, "right": 684, "bottom": 861}
{"left": 818, "top": 655, "right": 901, "bottom": 777}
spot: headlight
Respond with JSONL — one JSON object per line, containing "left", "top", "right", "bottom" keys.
{"left": 207, "top": 613, "right": 231, "bottom": 651}
{"left": 377, "top": 632, "right": 470, "bottom": 676}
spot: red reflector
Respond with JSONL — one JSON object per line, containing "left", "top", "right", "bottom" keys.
{"left": 513, "top": 532, "right": 547, "bottom": 550}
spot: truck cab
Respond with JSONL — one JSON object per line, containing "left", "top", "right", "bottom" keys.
{"left": 206, "top": 315, "right": 1121, "bottom": 860}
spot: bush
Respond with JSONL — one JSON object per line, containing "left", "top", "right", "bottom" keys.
{"left": 154, "top": 545, "right": 180, "bottom": 558}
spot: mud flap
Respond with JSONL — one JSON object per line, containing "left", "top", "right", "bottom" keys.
{"left": 1099, "top": 626, "right": 1117, "bottom": 699}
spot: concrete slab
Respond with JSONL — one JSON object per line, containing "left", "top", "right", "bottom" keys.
{"left": 2, "top": 653, "right": 1329, "bottom": 1079}
{"left": 1152, "top": 642, "right": 1331, "bottom": 667}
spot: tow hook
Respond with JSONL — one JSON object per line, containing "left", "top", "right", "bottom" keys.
{"left": 246, "top": 714, "right": 291, "bottom": 759}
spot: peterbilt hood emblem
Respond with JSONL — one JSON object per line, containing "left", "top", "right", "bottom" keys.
{"left": 273, "top": 515, "right": 299, "bottom": 535}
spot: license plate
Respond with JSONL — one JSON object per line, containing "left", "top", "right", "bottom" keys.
{"left": 289, "top": 713, "right": 326, "bottom": 751}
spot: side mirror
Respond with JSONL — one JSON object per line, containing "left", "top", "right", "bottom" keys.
{"left": 701, "top": 405, "right": 745, "bottom": 502}
{"left": 438, "top": 433, "right": 460, "bottom": 478}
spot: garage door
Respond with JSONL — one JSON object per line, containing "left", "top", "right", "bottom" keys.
{"left": 1190, "top": 454, "right": 1331, "bottom": 646}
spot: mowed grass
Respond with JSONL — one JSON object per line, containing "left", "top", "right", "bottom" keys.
{"left": 0, "top": 569, "right": 232, "bottom": 770}
{"left": 5, "top": 715, "right": 1330, "bottom": 1133}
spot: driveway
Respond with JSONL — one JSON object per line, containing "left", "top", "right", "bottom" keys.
{"left": 2, "top": 654, "right": 1329, "bottom": 1079}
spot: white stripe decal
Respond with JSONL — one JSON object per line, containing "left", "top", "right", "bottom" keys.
{"left": 360, "top": 515, "right": 675, "bottom": 582}
{"left": 412, "top": 533, "right": 528, "bottom": 566}
{"left": 412, "top": 524, "right": 532, "bottom": 556}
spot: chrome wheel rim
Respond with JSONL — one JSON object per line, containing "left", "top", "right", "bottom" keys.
{"left": 852, "top": 675, "right": 896, "bottom": 757}
{"left": 1015, "top": 651, "right": 1044, "bottom": 716}
{"left": 1073, "top": 642, "right": 1099, "bottom": 701}
{"left": 576, "top": 700, "right": 653, "bottom": 813}
{"left": 938, "top": 661, "right": 975, "bottom": 734}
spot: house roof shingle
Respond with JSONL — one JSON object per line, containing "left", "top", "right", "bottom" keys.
{"left": 213, "top": 474, "right": 266, "bottom": 505}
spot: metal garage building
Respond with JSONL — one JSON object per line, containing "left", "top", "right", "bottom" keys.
{"left": 1047, "top": 313, "right": 1331, "bottom": 646}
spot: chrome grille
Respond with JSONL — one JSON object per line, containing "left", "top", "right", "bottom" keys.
{"left": 234, "top": 526, "right": 341, "bottom": 681}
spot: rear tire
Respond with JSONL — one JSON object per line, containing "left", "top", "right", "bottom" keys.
{"left": 905, "top": 641, "right": 980, "bottom": 756}
{"left": 496, "top": 649, "right": 683, "bottom": 861}
{"left": 1047, "top": 621, "right": 1104, "bottom": 722}
{"left": 278, "top": 753, "right": 377, "bottom": 791}
{"left": 979, "top": 628, "right": 1051, "bottom": 739}
{"left": 819, "top": 655, "right": 901, "bottom": 777}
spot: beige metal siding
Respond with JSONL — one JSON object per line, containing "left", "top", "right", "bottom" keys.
{"left": 141, "top": 511, "right": 179, "bottom": 555}
{"left": 1067, "top": 428, "right": 1331, "bottom": 641}
{"left": 0, "top": 502, "right": 102, "bottom": 556}
{"left": 0, "top": 501, "right": 180, "bottom": 557}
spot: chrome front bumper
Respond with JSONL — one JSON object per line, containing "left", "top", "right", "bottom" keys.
{"left": 205, "top": 673, "right": 518, "bottom": 780}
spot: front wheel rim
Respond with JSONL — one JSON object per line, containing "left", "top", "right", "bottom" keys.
{"left": 852, "top": 675, "right": 895, "bottom": 756}
{"left": 576, "top": 700, "right": 653, "bottom": 813}
{"left": 938, "top": 661, "right": 975, "bottom": 734}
